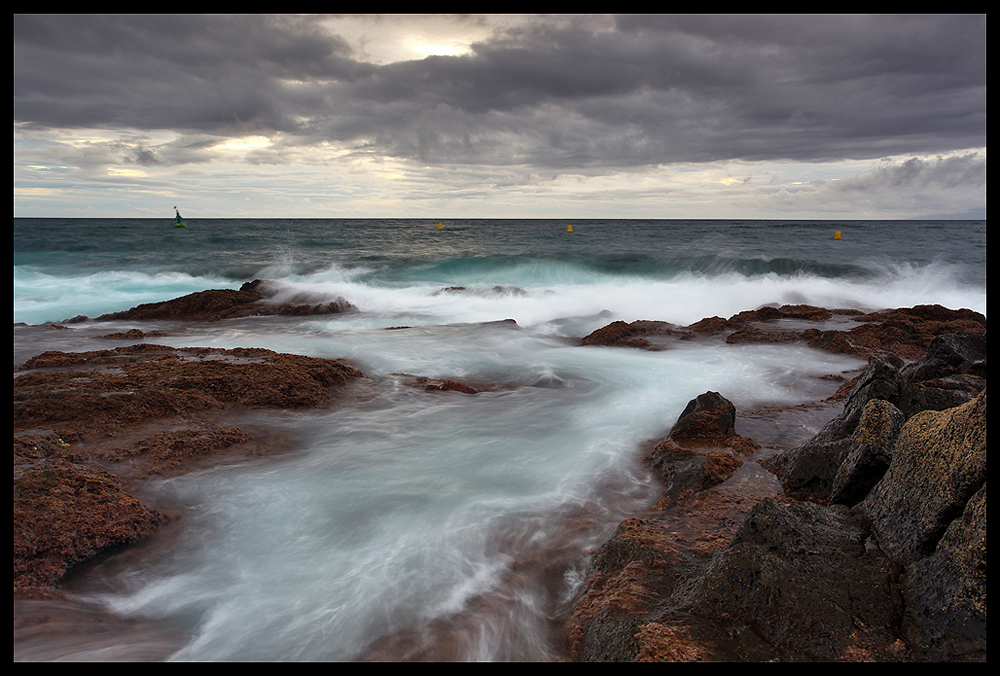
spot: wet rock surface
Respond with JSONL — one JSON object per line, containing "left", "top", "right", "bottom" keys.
{"left": 566, "top": 308, "right": 986, "bottom": 662}
{"left": 580, "top": 303, "right": 986, "bottom": 360}
{"left": 14, "top": 343, "right": 366, "bottom": 595}
{"left": 12, "top": 293, "right": 988, "bottom": 661}
{"left": 90, "top": 279, "right": 356, "bottom": 322}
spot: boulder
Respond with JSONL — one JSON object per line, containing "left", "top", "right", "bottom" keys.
{"left": 644, "top": 392, "right": 759, "bottom": 503}
{"left": 669, "top": 391, "right": 737, "bottom": 441}
{"left": 689, "top": 499, "right": 906, "bottom": 661}
{"left": 859, "top": 390, "right": 986, "bottom": 565}
{"left": 830, "top": 399, "right": 906, "bottom": 507}
{"left": 766, "top": 354, "right": 904, "bottom": 498}
{"left": 901, "top": 482, "right": 987, "bottom": 661}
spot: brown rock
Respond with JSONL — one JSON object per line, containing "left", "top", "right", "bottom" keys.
{"left": 645, "top": 392, "right": 760, "bottom": 504}
{"left": 93, "top": 279, "right": 356, "bottom": 322}
{"left": 581, "top": 320, "right": 680, "bottom": 348}
{"left": 13, "top": 456, "right": 168, "bottom": 592}
{"left": 13, "top": 345, "right": 367, "bottom": 598}
{"left": 15, "top": 345, "right": 366, "bottom": 433}
{"left": 859, "top": 390, "right": 987, "bottom": 565}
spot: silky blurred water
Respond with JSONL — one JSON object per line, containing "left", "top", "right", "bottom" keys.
{"left": 13, "top": 218, "right": 986, "bottom": 660}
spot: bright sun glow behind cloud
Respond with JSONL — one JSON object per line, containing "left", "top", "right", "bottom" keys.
{"left": 214, "top": 136, "right": 272, "bottom": 150}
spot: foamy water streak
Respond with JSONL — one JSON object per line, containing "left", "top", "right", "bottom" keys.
{"left": 13, "top": 218, "right": 985, "bottom": 661}
{"left": 76, "top": 326, "right": 863, "bottom": 661}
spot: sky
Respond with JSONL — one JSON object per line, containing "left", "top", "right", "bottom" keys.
{"left": 13, "top": 14, "right": 987, "bottom": 220}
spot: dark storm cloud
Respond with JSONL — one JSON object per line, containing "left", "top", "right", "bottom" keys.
{"left": 14, "top": 14, "right": 986, "bottom": 170}
{"left": 14, "top": 14, "right": 372, "bottom": 133}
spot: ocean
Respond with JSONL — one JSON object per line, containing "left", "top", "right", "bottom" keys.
{"left": 13, "top": 218, "right": 987, "bottom": 661}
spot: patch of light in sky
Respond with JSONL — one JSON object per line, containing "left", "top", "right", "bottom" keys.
{"left": 214, "top": 136, "right": 272, "bottom": 150}
{"left": 319, "top": 15, "right": 501, "bottom": 64}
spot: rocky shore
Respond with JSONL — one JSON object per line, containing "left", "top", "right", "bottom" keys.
{"left": 13, "top": 284, "right": 987, "bottom": 661}
{"left": 566, "top": 305, "right": 986, "bottom": 662}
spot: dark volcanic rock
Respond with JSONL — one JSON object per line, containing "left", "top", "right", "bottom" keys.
{"left": 830, "top": 399, "right": 906, "bottom": 507}
{"left": 857, "top": 390, "right": 987, "bottom": 662}
{"left": 689, "top": 499, "right": 906, "bottom": 661}
{"left": 765, "top": 354, "right": 905, "bottom": 498}
{"left": 567, "top": 318, "right": 987, "bottom": 662}
{"left": 767, "top": 331, "right": 986, "bottom": 502}
{"left": 644, "top": 392, "right": 760, "bottom": 504}
{"left": 859, "top": 390, "right": 987, "bottom": 566}
{"left": 901, "top": 481, "right": 987, "bottom": 661}
{"left": 897, "top": 331, "right": 988, "bottom": 417}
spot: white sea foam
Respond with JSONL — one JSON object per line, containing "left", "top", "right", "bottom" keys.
{"left": 13, "top": 219, "right": 985, "bottom": 661}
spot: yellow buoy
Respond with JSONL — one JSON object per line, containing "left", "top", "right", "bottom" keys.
{"left": 834, "top": 230, "right": 842, "bottom": 240}
{"left": 567, "top": 224, "right": 573, "bottom": 233}
{"left": 438, "top": 222, "right": 443, "bottom": 230}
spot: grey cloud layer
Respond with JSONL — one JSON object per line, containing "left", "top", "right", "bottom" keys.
{"left": 14, "top": 14, "right": 986, "bottom": 170}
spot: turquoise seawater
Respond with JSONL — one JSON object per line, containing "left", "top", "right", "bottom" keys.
{"left": 13, "top": 218, "right": 986, "bottom": 661}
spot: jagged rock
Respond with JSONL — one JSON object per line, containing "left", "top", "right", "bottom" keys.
{"left": 644, "top": 392, "right": 759, "bottom": 503}
{"left": 901, "top": 482, "right": 987, "bottom": 661}
{"left": 897, "top": 331, "right": 987, "bottom": 417}
{"left": 689, "top": 499, "right": 906, "bottom": 661}
{"left": 901, "top": 331, "right": 987, "bottom": 381}
{"left": 830, "top": 399, "right": 906, "bottom": 507}
{"left": 766, "top": 354, "right": 904, "bottom": 498}
{"left": 858, "top": 390, "right": 986, "bottom": 565}
{"left": 569, "top": 326, "right": 987, "bottom": 662}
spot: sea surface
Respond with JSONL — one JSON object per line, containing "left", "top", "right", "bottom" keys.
{"left": 13, "top": 218, "right": 987, "bottom": 661}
